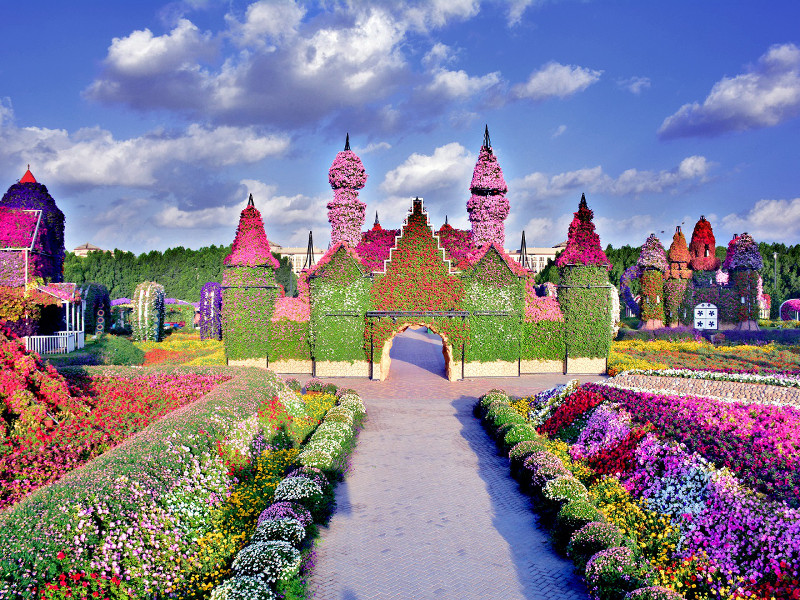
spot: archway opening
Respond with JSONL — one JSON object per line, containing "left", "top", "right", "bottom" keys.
{"left": 376, "top": 323, "right": 459, "bottom": 381}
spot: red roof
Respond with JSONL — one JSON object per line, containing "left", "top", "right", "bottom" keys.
{"left": 19, "top": 168, "right": 37, "bottom": 184}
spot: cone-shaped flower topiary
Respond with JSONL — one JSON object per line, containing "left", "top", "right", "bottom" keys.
{"left": 327, "top": 135, "right": 367, "bottom": 247}
{"left": 224, "top": 194, "right": 280, "bottom": 268}
{"left": 636, "top": 234, "right": 666, "bottom": 326}
{"left": 0, "top": 168, "right": 65, "bottom": 283}
{"left": 467, "top": 126, "right": 509, "bottom": 246}
{"left": 555, "top": 194, "right": 611, "bottom": 269}
{"left": 722, "top": 232, "right": 763, "bottom": 271}
{"left": 688, "top": 215, "right": 720, "bottom": 271}
{"left": 667, "top": 226, "right": 692, "bottom": 280}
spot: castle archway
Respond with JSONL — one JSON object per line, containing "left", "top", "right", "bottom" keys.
{"left": 368, "top": 319, "right": 462, "bottom": 382}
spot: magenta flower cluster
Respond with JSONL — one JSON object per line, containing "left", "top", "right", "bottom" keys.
{"left": 328, "top": 150, "right": 367, "bottom": 190}
{"left": 555, "top": 196, "right": 611, "bottom": 269}
{"left": 224, "top": 205, "right": 280, "bottom": 268}
{"left": 0, "top": 208, "right": 38, "bottom": 248}
{"left": 468, "top": 147, "right": 509, "bottom": 247}
{"left": 722, "top": 232, "right": 764, "bottom": 271}
{"left": 569, "top": 403, "right": 632, "bottom": 460}
{"left": 328, "top": 149, "right": 368, "bottom": 247}
{"left": 636, "top": 234, "right": 668, "bottom": 272}
{"left": 524, "top": 279, "right": 564, "bottom": 322}
{"left": 355, "top": 226, "right": 399, "bottom": 272}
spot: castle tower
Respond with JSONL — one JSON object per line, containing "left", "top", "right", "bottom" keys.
{"left": 467, "top": 125, "right": 509, "bottom": 247}
{"left": 327, "top": 134, "right": 367, "bottom": 247}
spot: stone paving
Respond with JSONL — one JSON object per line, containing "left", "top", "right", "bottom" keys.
{"left": 307, "top": 328, "right": 606, "bottom": 600}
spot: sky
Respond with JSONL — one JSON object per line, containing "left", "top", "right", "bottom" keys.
{"left": 1, "top": 0, "right": 799, "bottom": 255}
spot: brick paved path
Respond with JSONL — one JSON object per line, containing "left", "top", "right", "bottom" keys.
{"left": 308, "top": 328, "right": 604, "bottom": 600}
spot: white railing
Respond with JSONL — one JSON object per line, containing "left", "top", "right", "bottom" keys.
{"left": 24, "top": 331, "right": 85, "bottom": 355}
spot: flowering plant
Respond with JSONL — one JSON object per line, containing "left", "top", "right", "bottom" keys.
{"left": 210, "top": 576, "right": 276, "bottom": 600}
{"left": 231, "top": 540, "right": 301, "bottom": 583}
{"left": 637, "top": 234, "right": 668, "bottom": 272}
{"left": 355, "top": 226, "right": 399, "bottom": 272}
{"left": 585, "top": 546, "right": 655, "bottom": 600}
{"left": 436, "top": 223, "right": 477, "bottom": 267}
{"left": 200, "top": 281, "right": 223, "bottom": 340}
{"left": 468, "top": 144, "right": 509, "bottom": 246}
{"left": 722, "top": 232, "right": 763, "bottom": 271}
{"left": 328, "top": 149, "right": 367, "bottom": 190}
{"left": 250, "top": 517, "right": 306, "bottom": 546}
{"left": 688, "top": 216, "right": 720, "bottom": 271}
{"left": 556, "top": 195, "right": 611, "bottom": 269}
{"left": 223, "top": 202, "right": 280, "bottom": 269}
{"left": 258, "top": 502, "right": 313, "bottom": 528}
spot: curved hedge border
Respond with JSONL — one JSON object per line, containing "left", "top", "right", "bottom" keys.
{"left": 474, "top": 390, "right": 682, "bottom": 600}
{"left": 211, "top": 385, "right": 366, "bottom": 599}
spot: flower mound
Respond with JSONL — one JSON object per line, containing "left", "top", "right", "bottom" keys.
{"left": 555, "top": 195, "right": 611, "bottom": 269}
{"left": 231, "top": 540, "right": 301, "bottom": 583}
{"left": 210, "top": 576, "right": 276, "bottom": 600}
{"left": 258, "top": 501, "right": 313, "bottom": 528}
{"left": 637, "top": 234, "right": 668, "bottom": 272}
{"left": 585, "top": 546, "right": 654, "bottom": 600}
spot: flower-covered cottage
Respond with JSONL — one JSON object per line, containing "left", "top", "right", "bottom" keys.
{"left": 0, "top": 168, "right": 90, "bottom": 352}
{"left": 216, "top": 130, "right": 616, "bottom": 379}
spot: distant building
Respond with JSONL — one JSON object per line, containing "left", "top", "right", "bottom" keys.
{"left": 72, "top": 242, "right": 105, "bottom": 257}
{"left": 506, "top": 241, "right": 566, "bottom": 275}
{"left": 271, "top": 242, "right": 326, "bottom": 274}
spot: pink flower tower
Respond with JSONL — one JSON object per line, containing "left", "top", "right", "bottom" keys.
{"left": 467, "top": 125, "right": 509, "bottom": 247}
{"left": 327, "top": 134, "right": 367, "bottom": 247}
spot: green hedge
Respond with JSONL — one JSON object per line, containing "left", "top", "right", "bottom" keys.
{"left": 558, "top": 266, "right": 612, "bottom": 359}
{"left": 270, "top": 319, "right": 311, "bottom": 361}
{"left": 222, "top": 266, "right": 277, "bottom": 360}
{"left": 310, "top": 249, "right": 371, "bottom": 362}
{"left": 521, "top": 320, "right": 565, "bottom": 360}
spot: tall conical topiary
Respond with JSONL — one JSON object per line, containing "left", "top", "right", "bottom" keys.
{"left": 688, "top": 216, "right": 720, "bottom": 271}
{"left": 555, "top": 194, "right": 611, "bottom": 268}
{"left": 222, "top": 195, "right": 278, "bottom": 364}
{"left": 556, "top": 194, "right": 613, "bottom": 371}
{"left": 467, "top": 126, "right": 509, "bottom": 247}
{"left": 327, "top": 134, "right": 367, "bottom": 247}
{"left": 664, "top": 226, "right": 692, "bottom": 325}
{"left": 636, "top": 234, "right": 667, "bottom": 329}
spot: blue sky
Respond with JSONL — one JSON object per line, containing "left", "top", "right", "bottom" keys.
{"left": 1, "top": 1, "right": 799, "bottom": 255}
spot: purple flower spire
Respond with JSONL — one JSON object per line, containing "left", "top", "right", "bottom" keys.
{"left": 327, "top": 134, "right": 367, "bottom": 247}
{"left": 467, "top": 125, "right": 510, "bottom": 247}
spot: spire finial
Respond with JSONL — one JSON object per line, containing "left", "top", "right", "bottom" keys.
{"left": 303, "top": 230, "right": 316, "bottom": 269}
{"left": 374, "top": 211, "right": 380, "bottom": 227}
{"left": 519, "top": 230, "right": 529, "bottom": 269}
{"left": 247, "top": 193, "right": 254, "bottom": 207}
{"left": 579, "top": 192, "right": 587, "bottom": 208}
{"left": 344, "top": 133, "right": 350, "bottom": 151}
{"left": 483, "top": 124, "right": 491, "bottom": 149}
{"left": 445, "top": 214, "right": 448, "bottom": 226}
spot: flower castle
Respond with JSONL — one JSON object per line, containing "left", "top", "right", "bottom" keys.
{"left": 217, "top": 129, "right": 616, "bottom": 379}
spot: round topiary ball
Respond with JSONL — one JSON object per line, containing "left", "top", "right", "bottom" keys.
{"left": 554, "top": 499, "right": 604, "bottom": 550}
{"left": 624, "top": 586, "right": 684, "bottom": 600}
{"left": 231, "top": 541, "right": 301, "bottom": 583}
{"left": 210, "top": 575, "right": 277, "bottom": 600}
{"left": 258, "top": 501, "right": 313, "bottom": 528}
{"left": 585, "top": 547, "right": 655, "bottom": 600}
{"left": 251, "top": 517, "right": 306, "bottom": 547}
{"left": 567, "top": 521, "right": 627, "bottom": 572}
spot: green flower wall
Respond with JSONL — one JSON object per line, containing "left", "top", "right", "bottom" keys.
{"left": 269, "top": 319, "right": 311, "bottom": 361}
{"left": 222, "top": 266, "right": 276, "bottom": 361}
{"left": 521, "top": 320, "right": 565, "bottom": 361}
{"left": 558, "top": 266, "right": 612, "bottom": 359}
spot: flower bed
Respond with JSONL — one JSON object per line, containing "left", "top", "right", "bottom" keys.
{"left": 0, "top": 367, "right": 345, "bottom": 598}
{"left": 476, "top": 382, "right": 800, "bottom": 599}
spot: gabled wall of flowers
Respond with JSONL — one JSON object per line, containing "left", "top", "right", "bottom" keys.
{"left": 270, "top": 276, "right": 311, "bottom": 361}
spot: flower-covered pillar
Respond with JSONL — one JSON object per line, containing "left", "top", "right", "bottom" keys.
{"left": 721, "top": 232, "right": 763, "bottom": 330}
{"left": 200, "top": 281, "right": 222, "bottom": 340}
{"left": 221, "top": 194, "right": 279, "bottom": 366}
{"left": 555, "top": 194, "right": 613, "bottom": 373}
{"left": 636, "top": 234, "right": 668, "bottom": 330}
{"left": 467, "top": 126, "right": 510, "bottom": 247}
{"left": 327, "top": 134, "right": 367, "bottom": 247}
{"left": 663, "top": 226, "right": 692, "bottom": 326}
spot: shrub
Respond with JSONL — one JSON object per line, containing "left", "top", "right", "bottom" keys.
{"left": 323, "top": 383, "right": 338, "bottom": 395}
{"left": 554, "top": 499, "right": 604, "bottom": 549}
{"left": 542, "top": 476, "right": 589, "bottom": 506}
{"left": 323, "top": 406, "right": 355, "bottom": 426}
{"left": 490, "top": 407, "right": 526, "bottom": 431}
{"left": 95, "top": 334, "right": 145, "bottom": 365}
{"left": 337, "top": 396, "right": 366, "bottom": 424}
{"left": 210, "top": 576, "right": 277, "bottom": 600}
{"left": 567, "top": 521, "right": 627, "bottom": 573}
{"left": 502, "top": 424, "right": 539, "bottom": 453}
{"left": 231, "top": 541, "right": 301, "bottom": 583}
{"left": 585, "top": 547, "right": 655, "bottom": 600}
{"left": 250, "top": 518, "right": 306, "bottom": 547}
{"left": 284, "top": 466, "right": 329, "bottom": 492}
{"left": 273, "top": 476, "right": 324, "bottom": 508}
{"left": 284, "top": 377, "right": 301, "bottom": 391}
{"left": 508, "top": 439, "right": 549, "bottom": 478}
{"left": 523, "top": 451, "right": 572, "bottom": 491}
{"left": 624, "top": 586, "right": 684, "bottom": 600}
{"left": 305, "top": 378, "right": 324, "bottom": 392}
{"left": 257, "top": 502, "right": 313, "bottom": 528}
{"left": 297, "top": 448, "right": 334, "bottom": 472}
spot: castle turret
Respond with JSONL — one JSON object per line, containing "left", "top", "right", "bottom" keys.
{"left": 466, "top": 125, "right": 509, "bottom": 247}
{"left": 327, "top": 134, "right": 367, "bottom": 247}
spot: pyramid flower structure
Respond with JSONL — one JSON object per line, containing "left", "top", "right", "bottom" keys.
{"left": 636, "top": 234, "right": 668, "bottom": 272}
{"left": 555, "top": 195, "right": 611, "bottom": 269}
{"left": 722, "top": 232, "right": 763, "bottom": 271}
{"left": 688, "top": 216, "right": 720, "bottom": 271}
{"left": 667, "top": 226, "right": 692, "bottom": 280}
{"left": 466, "top": 127, "right": 509, "bottom": 247}
{"left": 327, "top": 135, "right": 367, "bottom": 247}
{"left": 223, "top": 195, "right": 279, "bottom": 268}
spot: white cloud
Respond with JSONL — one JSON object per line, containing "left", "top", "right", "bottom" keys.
{"left": 354, "top": 141, "right": 392, "bottom": 154}
{"left": 226, "top": 0, "right": 305, "bottom": 48}
{"left": 154, "top": 204, "right": 241, "bottom": 229}
{"left": 512, "top": 62, "right": 602, "bottom": 100}
{"left": 515, "top": 156, "right": 713, "bottom": 199}
{"left": 659, "top": 43, "right": 800, "bottom": 139}
{"left": 595, "top": 214, "right": 656, "bottom": 247}
{"left": 425, "top": 68, "right": 501, "bottom": 99}
{"left": 102, "top": 18, "right": 214, "bottom": 76}
{"left": 551, "top": 124, "right": 567, "bottom": 138}
{"left": 722, "top": 197, "right": 800, "bottom": 242}
{"left": 402, "top": 0, "right": 480, "bottom": 31}
{"left": 618, "top": 76, "right": 651, "bottom": 95}
{"left": 422, "top": 42, "right": 456, "bottom": 68}
{"left": 0, "top": 103, "right": 288, "bottom": 188}
{"left": 380, "top": 142, "right": 475, "bottom": 195}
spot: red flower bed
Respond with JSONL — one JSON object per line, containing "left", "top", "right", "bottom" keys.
{"left": 538, "top": 389, "right": 604, "bottom": 436}
{"left": 585, "top": 424, "right": 652, "bottom": 478}
{"left": 0, "top": 335, "right": 230, "bottom": 509}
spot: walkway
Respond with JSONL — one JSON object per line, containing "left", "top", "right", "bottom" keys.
{"left": 307, "top": 328, "right": 605, "bottom": 600}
